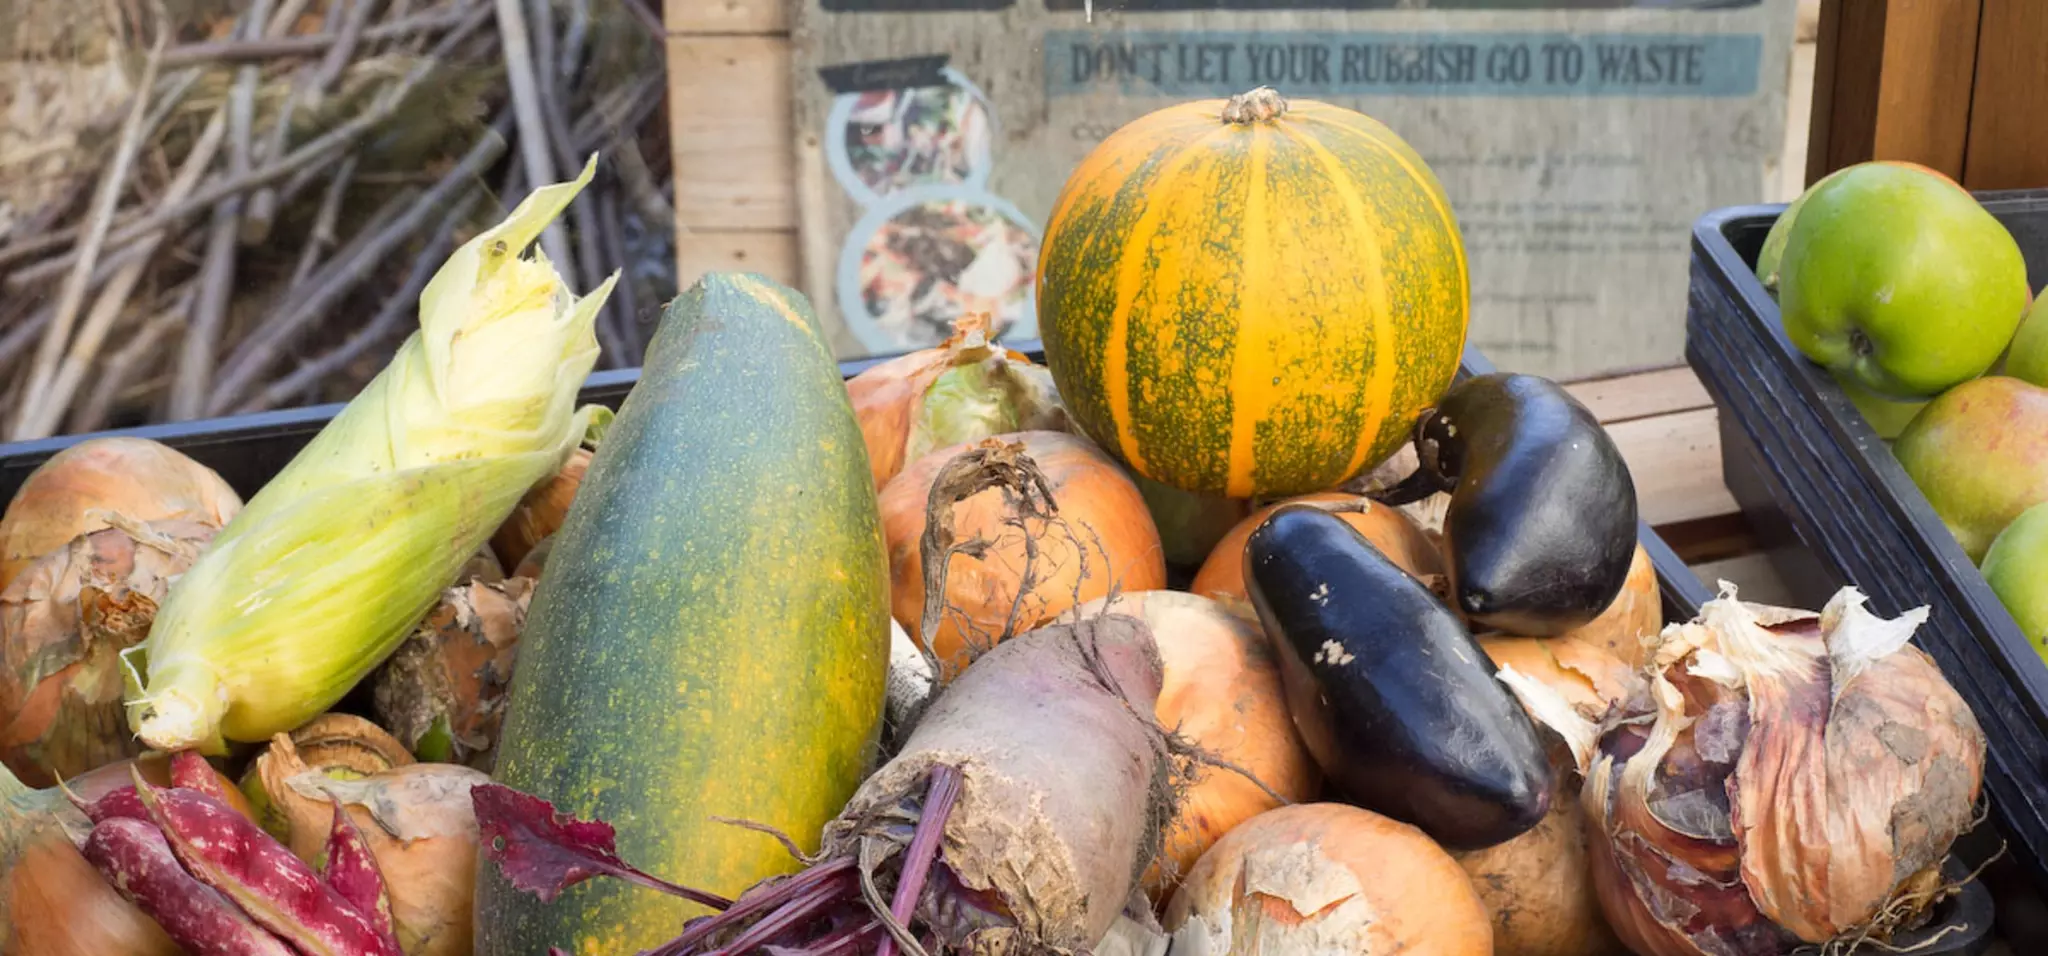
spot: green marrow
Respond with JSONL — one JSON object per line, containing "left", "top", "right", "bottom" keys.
{"left": 475, "top": 273, "right": 892, "bottom": 955}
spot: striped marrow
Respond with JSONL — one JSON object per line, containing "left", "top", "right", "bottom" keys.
{"left": 1036, "top": 87, "right": 1470, "bottom": 499}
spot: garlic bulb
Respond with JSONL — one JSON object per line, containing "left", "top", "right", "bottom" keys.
{"left": 1499, "top": 583, "right": 1986, "bottom": 956}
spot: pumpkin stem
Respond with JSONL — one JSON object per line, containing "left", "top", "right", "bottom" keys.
{"left": 1222, "top": 87, "right": 1288, "bottom": 124}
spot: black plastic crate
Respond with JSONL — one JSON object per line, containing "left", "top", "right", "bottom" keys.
{"left": 1687, "top": 190, "right": 2048, "bottom": 897}
{"left": 0, "top": 336, "right": 1998, "bottom": 953}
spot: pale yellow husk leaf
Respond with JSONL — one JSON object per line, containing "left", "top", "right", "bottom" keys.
{"left": 123, "top": 155, "right": 619, "bottom": 754}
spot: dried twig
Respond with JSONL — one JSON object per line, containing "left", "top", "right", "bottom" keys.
{"left": 209, "top": 116, "right": 513, "bottom": 413}
{"left": 12, "top": 14, "right": 169, "bottom": 441}
{"left": 73, "top": 286, "right": 196, "bottom": 434}
{"left": 287, "top": 155, "right": 360, "bottom": 291}
{"left": 494, "top": 0, "right": 572, "bottom": 272}
{"left": 596, "top": 186, "right": 644, "bottom": 360}
{"left": 19, "top": 109, "right": 229, "bottom": 439}
{"left": 608, "top": 127, "right": 674, "bottom": 233}
{"left": 167, "top": 0, "right": 271, "bottom": 421}
{"left": 614, "top": 0, "right": 664, "bottom": 43}
{"left": 160, "top": 8, "right": 472, "bottom": 67}
{"left": 238, "top": 195, "right": 479, "bottom": 415}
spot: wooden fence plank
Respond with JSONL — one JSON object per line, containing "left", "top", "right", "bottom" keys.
{"left": 1963, "top": 0, "right": 2048, "bottom": 189}
{"left": 668, "top": 35, "right": 797, "bottom": 231}
{"left": 678, "top": 229, "right": 802, "bottom": 289}
{"left": 668, "top": 0, "right": 786, "bottom": 35}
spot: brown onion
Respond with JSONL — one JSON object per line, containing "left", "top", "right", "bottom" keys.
{"left": 240, "top": 712, "right": 415, "bottom": 842}
{"left": 1500, "top": 584, "right": 1988, "bottom": 955}
{"left": 880, "top": 431, "right": 1166, "bottom": 676}
{"left": 371, "top": 576, "right": 533, "bottom": 769}
{"left": 848, "top": 313, "right": 1069, "bottom": 491}
{"left": 1460, "top": 636, "right": 1640, "bottom": 956}
{"left": 1164, "top": 802, "right": 1493, "bottom": 954}
{"left": 1549, "top": 543, "right": 1662, "bottom": 668}
{"left": 0, "top": 517, "right": 219, "bottom": 786}
{"left": 1061, "top": 591, "right": 1320, "bottom": 903}
{"left": 258, "top": 732, "right": 490, "bottom": 956}
{"left": 0, "top": 437, "right": 240, "bottom": 594}
{"left": 1191, "top": 492, "right": 1444, "bottom": 616}
{"left": 489, "top": 446, "right": 590, "bottom": 570}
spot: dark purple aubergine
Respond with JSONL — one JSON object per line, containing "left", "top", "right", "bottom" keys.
{"left": 1375, "top": 372, "right": 1638, "bottom": 636}
{"left": 1243, "top": 505, "right": 1553, "bottom": 851}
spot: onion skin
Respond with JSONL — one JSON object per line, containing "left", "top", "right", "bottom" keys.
{"left": 1461, "top": 636, "right": 1638, "bottom": 956}
{"left": 1, "top": 519, "right": 219, "bottom": 787}
{"left": 848, "top": 314, "right": 1068, "bottom": 491}
{"left": 880, "top": 430, "right": 1166, "bottom": 676}
{"left": 1546, "top": 588, "right": 1989, "bottom": 956}
{"left": 1191, "top": 492, "right": 1443, "bottom": 615}
{"left": 0, "top": 437, "right": 240, "bottom": 594}
{"left": 489, "top": 448, "right": 589, "bottom": 571}
{"left": 371, "top": 577, "right": 532, "bottom": 769}
{"left": 1164, "top": 802, "right": 1492, "bottom": 955}
{"left": 1060, "top": 591, "right": 1320, "bottom": 903}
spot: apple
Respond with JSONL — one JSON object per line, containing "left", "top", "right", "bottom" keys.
{"left": 2005, "top": 289, "right": 2048, "bottom": 388}
{"left": 1754, "top": 160, "right": 1963, "bottom": 296}
{"left": 1983, "top": 500, "right": 2048, "bottom": 651}
{"left": 1831, "top": 367, "right": 1929, "bottom": 439}
{"left": 1777, "top": 162, "right": 2029, "bottom": 400}
{"left": 1894, "top": 375, "right": 2048, "bottom": 562}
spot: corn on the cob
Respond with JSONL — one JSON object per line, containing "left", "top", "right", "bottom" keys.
{"left": 122, "top": 156, "right": 618, "bottom": 755}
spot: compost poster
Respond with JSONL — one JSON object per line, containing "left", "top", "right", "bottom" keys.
{"left": 790, "top": 0, "right": 1797, "bottom": 379}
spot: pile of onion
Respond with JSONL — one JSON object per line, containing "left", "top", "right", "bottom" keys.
{"left": 0, "top": 437, "right": 240, "bottom": 593}
{"left": 847, "top": 312, "right": 1068, "bottom": 490}
{"left": 879, "top": 430, "right": 1165, "bottom": 675}
{"left": 1164, "top": 802, "right": 1493, "bottom": 954}
{"left": 489, "top": 447, "right": 590, "bottom": 570}
{"left": 1059, "top": 590, "right": 1320, "bottom": 902}
{"left": 1500, "top": 584, "right": 1988, "bottom": 956}
{"left": 372, "top": 575, "right": 534, "bottom": 769}
{"left": 0, "top": 516, "right": 222, "bottom": 786}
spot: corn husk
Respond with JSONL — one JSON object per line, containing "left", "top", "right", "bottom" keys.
{"left": 121, "top": 156, "right": 619, "bottom": 754}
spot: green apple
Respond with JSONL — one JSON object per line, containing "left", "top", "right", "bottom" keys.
{"left": 1831, "top": 367, "right": 1929, "bottom": 439}
{"left": 1894, "top": 375, "right": 2048, "bottom": 561}
{"left": 1754, "top": 160, "right": 1963, "bottom": 297}
{"left": 2005, "top": 290, "right": 2048, "bottom": 388}
{"left": 1778, "top": 163, "right": 2029, "bottom": 399}
{"left": 1983, "top": 500, "right": 2048, "bottom": 653}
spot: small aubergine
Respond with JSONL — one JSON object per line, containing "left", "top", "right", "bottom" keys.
{"left": 1243, "top": 505, "right": 1553, "bottom": 851}
{"left": 1376, "top": 372, "right": 1638, "bottom": 636}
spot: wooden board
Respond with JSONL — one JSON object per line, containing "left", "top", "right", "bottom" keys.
{"left": 678, "top": 229, "right": 802, "bottom": 287}
{"left": 1564, "top": 365, "right": 1714, "bottom": 425}
{"left": 668, "top": 35, "right": 797, "bottom": 231}
{"left": 1963, "top": 0, "right": 2048, "bottom": 190}
{"left": 1806, "top": 0, "right": 1981, "bottom": 184}
{"left": 669, "top": 0, "right": 786, "bottom": 34}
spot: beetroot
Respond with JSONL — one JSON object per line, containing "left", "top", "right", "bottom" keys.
{"left": 478, "top": 613, "right": 1180, "bottom": 955}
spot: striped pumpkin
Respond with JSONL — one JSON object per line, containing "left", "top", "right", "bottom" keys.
{"left": 1037, "top": 87, "right": 1469, "bottom": 499}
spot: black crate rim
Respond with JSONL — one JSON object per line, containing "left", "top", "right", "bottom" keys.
{"left": 1689, "top": 199, "right": 2048, "bottom": 721}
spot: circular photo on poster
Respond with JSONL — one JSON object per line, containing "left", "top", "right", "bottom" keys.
{"left": 826, "top": 68, "right": 996, "bottom": 207}
{"left": 837, "top": 186, "right": 1040, "bottom": 354}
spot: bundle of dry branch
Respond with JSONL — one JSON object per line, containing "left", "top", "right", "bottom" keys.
{"left": 0, "top": 0, "right": 674, "bottom": 440}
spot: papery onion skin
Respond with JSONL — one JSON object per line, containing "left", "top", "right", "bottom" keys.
{"left": 1559, "top": 588, "right": 1988, "bottom": 956}
{"left": 1164, "top": 802, "right": 1492, "bottom": 955}
{"left": 0, "top": 437, "right": 241, "bottom": 594}
{"left": 879, "top": 430, "right": 1166, "bottom": 676}
{"left": 0, "top": 519, "right": 219, "bottom": 787}
{"left": 489, "top": 448, "right": 589, "bottom": 570}
{"left": 848, "top": 314, "right": 1069, "bottom": 491}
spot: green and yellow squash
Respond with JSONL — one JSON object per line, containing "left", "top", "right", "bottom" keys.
{"left": 1036, "top": 86, "right": 1470, "bottom": 499}
{"left": 475, "top": 273, "right": 892, "bottom": 955}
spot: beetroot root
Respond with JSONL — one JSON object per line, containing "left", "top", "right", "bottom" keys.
{"left": 476, "top": 612, "right": 1179, "bottom": 956}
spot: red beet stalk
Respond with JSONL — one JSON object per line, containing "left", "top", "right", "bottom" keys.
{"left": 82, "top": 817, "right": 296, "bottom": 956}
